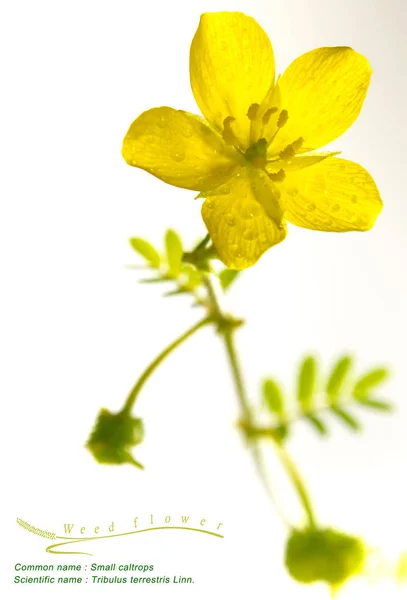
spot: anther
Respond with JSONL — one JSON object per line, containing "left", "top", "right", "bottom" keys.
{"left": 222, "top": 116, "right": 238, "bottom": 145}
{"left": 268, "top": 169, "right": 286, "bottom": 182}
{"left": 262, "top": 107, "right": 278, "bottom": 125}
{"left": 247, "top": 103, "right": 260, "bottom": 121}
{"left": 277, "top": 109, "right": 289, "bottom": 129}
{"left": 266, "top": 109, "right": 290, "bottom": 148}
{"left": 279, "top": 137, "right": 304, "bottom": 161}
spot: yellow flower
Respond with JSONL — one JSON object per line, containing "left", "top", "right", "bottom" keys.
{"left": 122, "top": 12, "right": 383, "bottom": 270}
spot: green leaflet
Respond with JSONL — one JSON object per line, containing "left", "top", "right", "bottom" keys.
{"left": 165, "top": 229, "right": 183, "bottom": 276}
{"left": 356, "top": 398, "right": 393, "bottom": 411}
{"left": 305, "top": 415, "right": 328, "bottom": 435}
{"left": 129, "top": 237, "right": 161, "bottom": 268}
{"left": 263, "top": 378, "right": 284, "bottom": 416}
{"left": 297, "top": 356, "right": 317, "bottom": 410}
{"left": 326, "top": 356, "right": 353, "bottom": 402}
{"left": 330, "top": 407, "right": 360, "bottom": 431}
{"left": 353, "top": 367, "right": 389, "bottom": 400}
{"left": 181, "top": 264, "right": 202, "bottom": 289}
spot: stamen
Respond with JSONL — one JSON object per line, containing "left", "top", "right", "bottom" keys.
{"left": 279, "top": 137, "right": 304, "bottom": 161}
{"left": 262, "top": 106, "right": 278, "bottom": 125}
{"left": 268, "top": 169, "right": 286, "bottom": 182}
{"left": 267, "top": 109, "right": 290, "bottom": 148}
{"left": 222, "top": 116, "right": 238, "bottom": 146}
{"left": 292, "top": 137, "right": 304, "bottom": 151}
{"left": 277, "top": 109, "right": 289, "bottom": 129}
{"left": 247, "top": 103, "right": 260, "bottom": 121}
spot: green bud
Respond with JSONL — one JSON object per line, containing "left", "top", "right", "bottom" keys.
{"left": 86, "top": 409, "right": 144, "bottom": 469}
{"left": 285, "top": 527, "right": 365, "bottom": 587}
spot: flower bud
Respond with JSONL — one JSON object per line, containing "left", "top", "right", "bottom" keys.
{"left": 86, "top": 409, "right": 144, "bottom": 468}
{"left": 285, "top": 527, "right": 365, "bottom": 587}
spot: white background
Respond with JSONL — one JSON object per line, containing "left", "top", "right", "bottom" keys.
{"left": 1, "top": 0, "right": 406, "bottom": 598}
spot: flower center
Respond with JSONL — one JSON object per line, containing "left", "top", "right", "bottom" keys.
{"left": 220, "top": 104, "right": 304, "bottom": 184}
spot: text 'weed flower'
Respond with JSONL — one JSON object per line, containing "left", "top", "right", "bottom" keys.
{"left": 122, "top": 12, "right": 382, "bottom": 269}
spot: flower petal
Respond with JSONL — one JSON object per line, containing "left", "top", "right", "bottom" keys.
{"left": 190, "top": 12, "right": 275, "bottom": 148}
{"left": 201, "top": 167, "right": 287, "bottom": 269}
{"left": 268, "top": 152, "right": 340, "bottom": 174}
{"left": 122, "top": 107, "right": 239, "bottom": 191}
{"left": 276, "top": 47, "right": 372, "bottom": 151}
{"left": 283, "top": 158, "right": 383, "bottom": 231}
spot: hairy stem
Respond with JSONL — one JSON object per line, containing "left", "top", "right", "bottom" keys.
{"left": 203, "top": 276, "right": 317, "bottom": 529}
{"left": 201, "top": 276, "right": 288, "bottom": 524}
{"left": 122, "top": 317, "right": 212, "bottom": 414}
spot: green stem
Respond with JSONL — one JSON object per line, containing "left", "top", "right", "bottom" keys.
{"left": 223, "top": 330, "right": 252, "bottom": 420}
{"left": 122, "top": 317, "right": 212, "bottom": 414}
{"left": 272, "top": 440, "right": 317, "bottom": 529}
{"left": 223, "top": 329, "right": 288, "bottom": 519}
{"left": 201, "top": 276, "right": 287, "bottom": 523}
{"left": 193, "top": 233, "right": 211, "bottom": 251}
{"left": 203, "top": 276, "right": 317, "bottom": 529}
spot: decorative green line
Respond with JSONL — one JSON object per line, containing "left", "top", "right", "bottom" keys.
{"left": 46, "top": 526, "right": 224, "bottom": 555}
{"left": 16, "top": 518, "right": 56, "bottom": 540}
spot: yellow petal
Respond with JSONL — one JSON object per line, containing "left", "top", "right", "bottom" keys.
{"left": 268, "top": 151, "right": 340, "bottom": 173}
{"left": 190, "top": 12, "right": 275, "bottom": 149}
{"left": 122, "top": 107, "right": 239, "bottom": 191}
{"left": 201, "top": 167, "right": 287, "bottom": 269}
{"left": 276, "top": 47, "right": 372, "bottom": 152}
{"left": 283, "top": 158, "right": 383, "bottom": 231}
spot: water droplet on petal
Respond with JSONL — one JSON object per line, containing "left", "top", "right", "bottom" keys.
{"left": 206, "top": 201, "right": 214, "bottom": 210}
{"left": 241, "top": 203, "right": 259, "bottom": 219}
{"left": 287, "top": 187, "right": 299, "bottom": 197}
{"left": 307, "top": 203, "right": 316, "bottom": 212}
{"left": 351, "top": 194, "right": 358, "bottom": 204}
{"left": 351, "top": 215, "right": 365, "bottom": 227}
{"left": 182, "top": 125, "right": 194, "bottom": 138}
{"left": 225, "top": 213, "right": 236, "bottom": 227}
{"left": 260, "top": 235, "right": 268, "bottom": 244}
{"left": 171, "top": 151, "right": 185, "bottom": 162}
{"left": 230, "top": 244, "right": 239, "bottom": 254}
{"left": 332, "top": 204, "right": 340, "bottom": 212}
{"left": 157, "top": 116, "right": 166, "bottom": 128}
{"left": 243, "top": 229, "right": 258, "bottom": 241}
